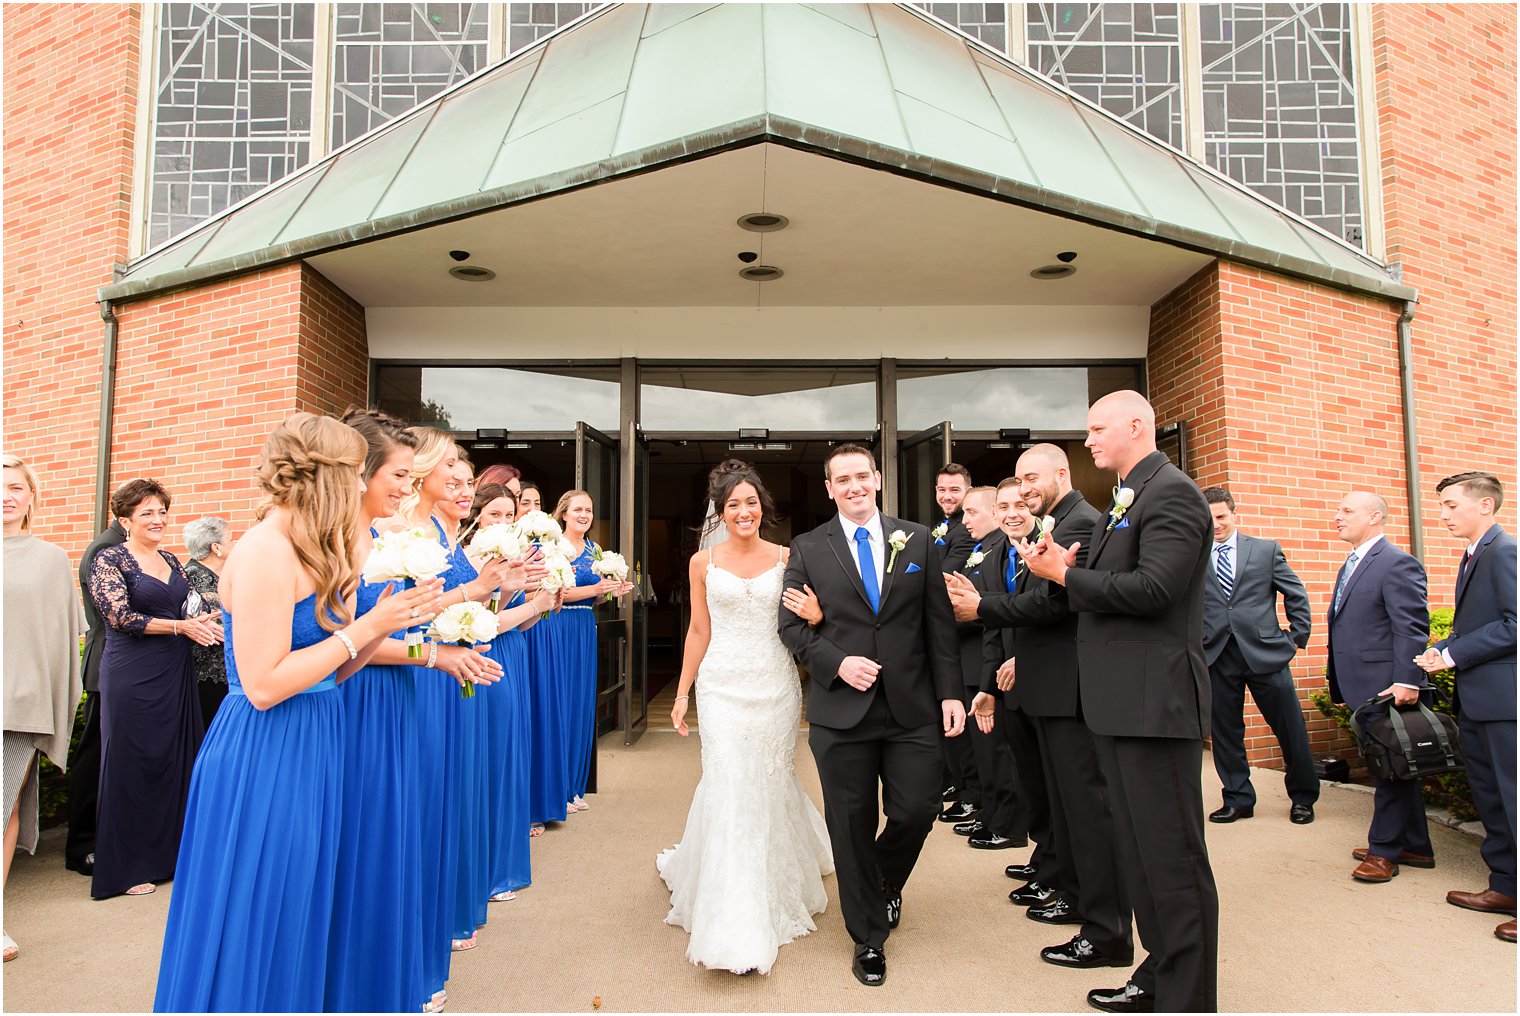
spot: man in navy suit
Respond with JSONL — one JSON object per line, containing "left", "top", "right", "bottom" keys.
{"left": 1325, "top": 491, "right": 1432, "bottom": 884}
{"left": 1416, "top": 472, "right": 1517, "bottom": 942}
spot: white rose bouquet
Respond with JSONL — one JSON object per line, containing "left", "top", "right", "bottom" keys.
{"left": 363, "top": 527, "right": 452, "bottom": 657}
{"left": 536, "top": 550, "right": 578, "bottom": 619}
{"left": 516, "top": 510, "right": 563, "bottom": 544}
{"left": 469, "top": 522, "right": 530, "bottom": 611}
{"left": 591, "top": 549, "right": 630, "bottom": 603}
{"left": 429, "top": 601, "right": 499, "bottom": 698}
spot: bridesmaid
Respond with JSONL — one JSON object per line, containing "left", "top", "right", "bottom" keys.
{"left": 547, "top": 491, "right": 633, "bottom": 813}
{"left": 154, "top": 412, "right": 440, "bottom": 1012}
{"left": 463, "top": 484, "right": 555, "bottom": 898}
{"left": 87, "top": 479, "right": 216, "bottom": 899}
{"left": 403, "top": 431, "right": 503, "bottom": 988}
{"left": 516, "top": 482, "right": 543, "bottom": 514}
{"left": 325, "top": 409, "right": 427, "bottom": 1014}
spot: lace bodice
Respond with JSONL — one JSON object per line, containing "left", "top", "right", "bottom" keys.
{"left": 88, "top": 545, "right": 190, "bottom": 635}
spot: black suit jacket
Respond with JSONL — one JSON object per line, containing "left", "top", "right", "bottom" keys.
{"left": 1201, "top": 533, "right": 1312, "bottom": 673}
{"left": 1325, "top": 537, "right": 1430, "bottom": 708}
{"left": 953, "top": 532, "right": 997, "bottom": 688}
{"left": 1064, "top": 452, "right": 1213, "bottom": 739}
{"left": 779, "top": 514, "right": 961, "bottom": 730}
{"left": 78, "top": 520, "right": 126, "bottom": 693}
{"left": 1434, "top": 525, "right": 1515, "bottom": 721}
{"left": 939, "top": 511, "right": 975, "bottom": 574}
{"left": 976, "top": 490, "right": 1102, "bottom": 718}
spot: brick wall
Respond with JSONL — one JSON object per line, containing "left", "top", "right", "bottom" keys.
{"left": 2, "top": 4, "right": 142, "bottom": 559}
{"left": 108, "top": 265, "right": 369, "bottom": 557}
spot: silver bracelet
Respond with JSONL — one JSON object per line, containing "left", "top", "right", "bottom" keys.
{"left": 426, "top": 642, "right": 440, "bottom": 669}
{"left": 674, "top": 694, "right": 689, "bottom": 701}
{"left": 333, "top": 629, "right": 358, "bottom": 660}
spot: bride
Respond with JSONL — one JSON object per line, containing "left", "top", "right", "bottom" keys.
{"left": 658, "top": 460, "right": 833, "bottom": 975}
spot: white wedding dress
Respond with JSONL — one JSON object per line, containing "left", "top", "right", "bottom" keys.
{"left": 656, "top": 550, "right": 834, "bottom": 975}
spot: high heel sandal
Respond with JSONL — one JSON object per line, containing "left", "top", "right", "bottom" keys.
{"left": 3, "top": 934, "right": 18, "bottom": 962}
{"left": 450, "top": 932, "right": 477, "bottom": 952}
{"left": 125, "top": 883, "right": 155, "bottom": 896}
{"left": 488, "top": 890, "right": 516, "bottom": 902}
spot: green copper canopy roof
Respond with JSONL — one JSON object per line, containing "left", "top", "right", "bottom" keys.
{"left": 106, "top": 3, "right": 1412, "bottom": 304}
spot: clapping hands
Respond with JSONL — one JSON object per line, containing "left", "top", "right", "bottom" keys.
{"left": 944, "top": 572, "right": 981, "bottom": 622}
{"left": 1015, "top": 534, "right": 1080, "bottom": 584}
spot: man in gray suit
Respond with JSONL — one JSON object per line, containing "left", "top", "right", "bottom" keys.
{"left": 1200, "top": 488, "right": 1319, "bottom": 825}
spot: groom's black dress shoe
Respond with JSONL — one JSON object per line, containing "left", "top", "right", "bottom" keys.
{"left": 969, "top": 833, "right": 1024, "bottom": 850}
{"left": 1290, "top": 803, "right": 1315, "bottom": 824}
{"left": 1008, "top": 881, "right": 1056, "bottom": 906}
{"left": 1087, "top": 982, "right": 1155, "bottom": 1013}
{"left": 1041, "top": 935, "right": 1132, "bottom": 969}
{"left": 939, "top": 801, "right": 980, "bottom": 822}
{"left": 1207, "top": 804, "right": 1253, "bottom": 823}
{"left": 953, "top": 819, "right": 986, "bottom": 837}
{"left": 1006, "top": 862, "right": 1038, "bottom": 880}
{"left": 852, "top": 946, "right": 886, "bottom": 987}
{"left": 1027, "top": 897, "right": 1083, "bottom": 924}
{"left": 65, "top": 852, "right": 94, "bottom": 877}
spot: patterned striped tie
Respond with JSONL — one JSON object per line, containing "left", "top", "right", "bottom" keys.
{"left": 1216, "top": 544, "right": 1234, "bottom": 599}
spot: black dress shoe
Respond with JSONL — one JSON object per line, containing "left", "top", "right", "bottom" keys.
{"left": 852, "top": 946, "right": 886, "bottom": 987}
{"left": 1027, "top": 897, "right": 1083, "bottom": 924}
{"left": 1006, "top": 862, "right": 1038, "bottom": 880}
{"left": 953, "top": 819, "right": 985, "bottom": 837}
{"left": 1290, "top": 803, "right": 1315, "bottom": 824}
{"left": 969, "top": 833, "right": 1024, "bottom": 850}
{"left": 939, "top": 801, "right": 980, "bottom": 822}
{"left": 1087, "top": 982, "right": 1155, "bottom": 1013}
{"left": 1208, "top": 804, "right": 1254, "bottom": 823}
{"left": 884, "top": 889, "right": 901, "bottom": 929}
{"left": 1041, "top": 935, "right": 1133, "bottom": 968}
{"left": 65, "top": 853, "right": 94, "bottom": 876}
{"left": 941, "top": 784, "right": 960, "bottom": 802}
{"left": 1008, "top": 881, "right": 1056, "bottom": 906}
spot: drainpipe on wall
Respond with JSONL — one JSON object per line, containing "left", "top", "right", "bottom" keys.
{"left": 1396, "top": 297, "right": 1424, "bottom": 563}
{"left": 95, "top": 299, "right": 119, "bottom": 533}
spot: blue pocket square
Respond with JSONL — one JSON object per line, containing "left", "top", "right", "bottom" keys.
{"left": 905, "top": 562, "right": 922, "bottom": 574}
{"left": 1115, "top": 518, "right": 1130, "bottom": 530}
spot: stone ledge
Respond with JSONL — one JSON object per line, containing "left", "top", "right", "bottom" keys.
{"left": 1322, "top": 777, "right": 1484, "bottom": 837}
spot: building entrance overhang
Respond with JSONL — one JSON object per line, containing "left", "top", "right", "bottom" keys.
{"left": 103, "top": 3, "right": 1414, "bottom": 308}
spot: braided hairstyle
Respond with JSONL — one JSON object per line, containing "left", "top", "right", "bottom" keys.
{"left": 340, "top": 406, "right": 418, "bottom": 481}
{"left": 701, "top": 459, "right": 777, "bottom": 542}
{"left": 255, "top": 412, "right": 367, "bottom": 632}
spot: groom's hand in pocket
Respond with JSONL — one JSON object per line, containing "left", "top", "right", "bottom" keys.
{"left": 837, "top": 656, "right": 881, "bottom": 691}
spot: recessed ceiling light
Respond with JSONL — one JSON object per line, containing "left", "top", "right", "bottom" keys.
{"left": 738, "top": 212, "right": 789, "bottom": 232}
{"left": 1030, "top": 264, "right": 1076, "bottom": 280}
{"left": 449, "top": 265, "right": 496, "bottom": 282}
{"left": 739, "top": 265, "right": 784, "bottom": 281}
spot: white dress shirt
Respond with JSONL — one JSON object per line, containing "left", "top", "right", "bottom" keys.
{"left": 1438, "top": 537, "right": 1484, "bottom": 669}
{"left": 839, "top": 512, "right": 885, "bottom": 589}
{"left": 1339, "top": 535, "right": 1418, "bottom": 689}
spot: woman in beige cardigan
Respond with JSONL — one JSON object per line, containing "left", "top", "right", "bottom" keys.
{"left": 2, "top": 456, "right": 84, "bottom": 962}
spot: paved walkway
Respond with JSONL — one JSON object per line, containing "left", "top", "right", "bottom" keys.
{"left": 3, "top": 730, "right": 1513, "bottom": 1013}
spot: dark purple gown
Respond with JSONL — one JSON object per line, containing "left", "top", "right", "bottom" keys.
{"left": 88, "top": 545, "right": 205, "bottom": 899}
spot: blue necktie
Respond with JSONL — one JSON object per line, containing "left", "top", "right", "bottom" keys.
{"left": 1216, "top": 544, "right": 1234, "bottom": 599}
{"left": 854, "top": 527, "right": 880, "bottom": 613}
{"left": 1333, "top": 551, "right": 1359, "bottom": 613}
{"left": 1006, "top": 552, "right": 1020, "bottom": 593}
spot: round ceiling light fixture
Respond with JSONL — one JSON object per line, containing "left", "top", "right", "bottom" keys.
{"left": 737, "top": 212, "right": 789, "bottom": 232}
{"left": 739, "top": 265, "right": 784, "bottom": 282}
{"left": 1029, "top": 264, "right": 1076, "bottom": 280}
{"left": 449, "top": 265, "right": 496, "bottom": 282}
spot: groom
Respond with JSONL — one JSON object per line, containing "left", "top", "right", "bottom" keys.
{"left": 779, "top": 444, "right": 965, "bottom": 987}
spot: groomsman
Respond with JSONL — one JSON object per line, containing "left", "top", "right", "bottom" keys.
{"left": 1021, "top": 392, "right": 1218, "bottom": 1013}
{"left": 1200, "top": 487, "right": 1319, "bottom": 824}
{"left": 946, "top": 486, "right": 1024, "bottom": 850}
{"left": 933, "top": 464, "right": 982, "bottom": 823}
{"left": 1325, "top": 491, "right": 1432, "bottom": 884}
{"left": 1416, "top": 472, "right": 1517, "bottom": 942}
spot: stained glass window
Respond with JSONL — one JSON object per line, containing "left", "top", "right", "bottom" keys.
{"left": 507, "top": 3, "right": 605, "bottom": 56}
{"left": 1201, "top": 3, "right": 1363, "bottom": 247}
{"left": 330, "top": 4, "right": 489, "bottom": 150}
{"left": 910, "top": 3, "right": 1009, "bottom": 53}
{"left": 1026, "top": 3, "right": 1185, "bottom": 150}
{"left": 150, "top": 3, "right": 315, "bottom": 249}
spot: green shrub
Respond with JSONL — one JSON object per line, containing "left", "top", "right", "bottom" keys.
{"left": 36, "top": 694, "right": 86, "bottom": 828}
{"left": 1311, "top": 608, "right": 1475, "bottom": 821}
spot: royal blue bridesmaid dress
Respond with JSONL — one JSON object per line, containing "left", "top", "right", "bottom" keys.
{"left": 484, "top": 590, "right": 532, "bottom": 895}
{"left": 522, "top": 614, "right": 568, "bottom": 825}
{"left": 324, "top": 571, "right": 426, "bottom": 1013}
{"left": 556, "top": 542, "right": 601, "bottom": 804}
{"left": 154, "top": 594, "right": 343, "bottom": 1013}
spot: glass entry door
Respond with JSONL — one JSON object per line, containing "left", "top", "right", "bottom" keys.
{"left": 620, "top": 420, "right": 649, "bottom": 744}
{"left": 898, "top": 421, "right": 952, "bottom": 526}
{"left": 574, "top": 422, "right": 620, "bottom": 791}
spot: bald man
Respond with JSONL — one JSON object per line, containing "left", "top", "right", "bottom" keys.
{"left": 1326, "top": 490, "right": 1432, "bottom": 883}
{"left": 1020, "top": 391, "right": 1218, "bottom": 1013}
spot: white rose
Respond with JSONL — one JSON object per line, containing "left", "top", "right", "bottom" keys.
{"left": 1039, "top": 515, "right": 1057, "bottom": 538}
{"left": 431, "top": 601, "right": 498, "bottom": 644}
{"left": 361, "top": 542, "right": 405, "bottom": 584}
{"left": 400, "top": 538, "right": 450, "bottom": 580}
{"left": 1114, "top": 486, "right": 1135, "bottom": 509}
{"left": 966, "top": 550, "right": 986, "bottom": 568}
{"left": 592, "top": 551, "right": 629, "bottom": 582}
{"left": 888, "top": 529, "right": 910, "bottom": 551}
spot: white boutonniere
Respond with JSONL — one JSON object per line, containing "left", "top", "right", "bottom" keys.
{"left": 931, "top": 521, "right": 948, "bottom": 543}
{"left": 887, "top": 529, "right": 912, "bottom": 573}
{"left": 1107, "top": 485, "right": 1135, "bottom": 531}
{"left": 966, "top": 549, "right": 986, "bottom": 569}
{"left": 1038, "top": 515, "right": 1057, "bottom": 540}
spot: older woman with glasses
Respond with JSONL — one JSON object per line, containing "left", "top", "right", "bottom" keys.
{"left": 182, "top": 516, "right": 233, "bottom": 727}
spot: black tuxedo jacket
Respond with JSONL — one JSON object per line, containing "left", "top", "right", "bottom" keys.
{"left": 1436, "top": 525, "right": 1517, "bottom": 721}
{"left": 779, "top": 514, "right": 961, "bottom": 730}
{"left": 1201, "top": 533, "right": 1312, "bottom": 673}
{"left": 953, "top": 532, "right": 997, "bottom": 689}
{"left": 939, "top": 511, "right": 975, "bottom": 574}
{"left": 1325, "top": 536, "right": 1429, "bottom": 707}
{"left": 976, "top": 491, "right": 1102, "bottom": 718}
{"left": 1065, "top": 452, "right": 1213, "bottom": 739}
{"left": 79, "top": 519, "right": 126, "bottom": 693}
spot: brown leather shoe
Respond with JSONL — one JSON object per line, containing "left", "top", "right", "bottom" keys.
{"left": 1351, "top": 846, "right": 1435, "bottom": 869}
{"left": 1497, "top": 919, "right": 1516, "bottom": 943}
{"left": 1352, "top": 855, "right": 1399, "bottom": 882}
{"left": 1447, "top": 888, "right": 1518, "bottom": 915}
